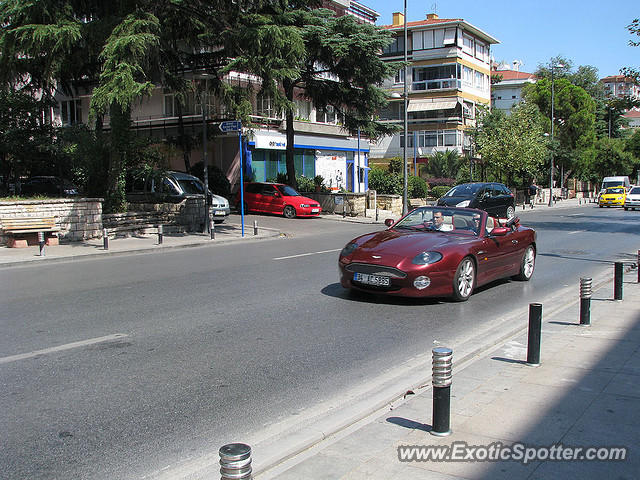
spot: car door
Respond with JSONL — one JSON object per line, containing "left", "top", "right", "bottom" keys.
{"left": 474, "top": 186, "right": 491, "bottom": 213}
{"left": 473, "top": 217, "right": 512, "bottom": 283}
{"left": 260, "top": 184, "right": 280, "bottom": 213}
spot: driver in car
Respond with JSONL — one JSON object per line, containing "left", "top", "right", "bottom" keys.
{"left": 431, "top": 211, "right": 453, "bottom": 231}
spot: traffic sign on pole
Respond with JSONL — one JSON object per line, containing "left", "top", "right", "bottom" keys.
{"left": 219, "top": 120, "right": 242, "bottom": 132}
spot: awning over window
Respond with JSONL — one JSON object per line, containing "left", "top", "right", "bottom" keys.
{"left": 407, "top": 100, "right": 458, "bottom": 112}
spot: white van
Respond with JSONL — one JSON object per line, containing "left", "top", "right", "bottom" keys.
{"left": 600, "top": 176, "right": 630, "bottom": 194}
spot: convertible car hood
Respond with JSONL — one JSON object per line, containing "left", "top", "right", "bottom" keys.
{"left": 351, "top": 229, "right": 475, "bottom": 263}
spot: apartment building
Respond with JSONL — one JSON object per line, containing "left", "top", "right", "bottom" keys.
{"left": 370, "top": 12, "right": 499, "bottom": 168}
{"left": 491, "top": 69, "right": 537, "bottom": 114}
{"left": 601, "top": 75, "right": 640, "bottom": 102}
{"left": 53, "top": 0, "right": 378, "bottom": 194}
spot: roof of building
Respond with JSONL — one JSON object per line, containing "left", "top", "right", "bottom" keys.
{"left": 381, "top": 14, "right": 499, "bottom": 44}
{"left": 623, "top": 109, "right": 640, "bottom": 118}
{"left": 493, "top": 70, "right": 537, "bottom": 81}
{"left": 601, "top": 75, "right": 637, "bottom": 84}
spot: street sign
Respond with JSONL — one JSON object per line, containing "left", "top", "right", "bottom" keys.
{"left": 219, "top": 120, "right": 242, "bottom": 132}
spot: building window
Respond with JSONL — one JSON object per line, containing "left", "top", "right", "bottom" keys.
{"left": 412, "top": 64, "right": 459, "bottom": 91}
{"left": 60, "top": 99, "right": 82, "bottom": 125}
{"left": 394, "top": 68, "right": 405, "bottom": 84}
{"left": 462, "top": 34, "right": 474, "bottom": 55}
{"left": 295, "top": 99, "right": 311, "bottom": 120}
{"left": 164, "top": 93, "right": 196, "bottom": 117}
{"left": 383, "top": 35, "right": 405, "bottom": 55}
{"left": 257, "top": 93, "right": 280, "bottom": 118}
{"left": 315, "top": 104, "right": 337, "bottom": 124}
{"left": 443, "top": 28, "right": 456, "bottom": 46}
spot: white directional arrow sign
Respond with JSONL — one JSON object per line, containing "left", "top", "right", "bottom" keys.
{"left": 219, "top": 120, "right": 242, "bottom": 132}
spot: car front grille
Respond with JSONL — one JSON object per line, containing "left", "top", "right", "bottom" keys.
{"left": 344, "top": 263, "right": 407, "bottom": 279}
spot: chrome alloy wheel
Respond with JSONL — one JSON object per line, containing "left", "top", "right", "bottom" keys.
{"left": 453, "top": 257, "right": 475, "bottom": 301}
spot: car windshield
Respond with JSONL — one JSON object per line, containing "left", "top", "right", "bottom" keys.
{"left": 177, "top": 178, "right": 205, "bottom": 194}
{"left": 278, "top": 185, "right": 301, "bottom": 196}
{"left": 391, "top": 207, "right": 480, "bottom": 235}
{"left": 630, "top": 187, "right": 640, "bottom": 195}
{"left": 603, "top": 182, "right": 624, "bottom": 189}
{"left": 444, "top": 184, "right": 483, "bottom": 197}
{"left": 606, "top": 187, "right": 624, "bottom": 194}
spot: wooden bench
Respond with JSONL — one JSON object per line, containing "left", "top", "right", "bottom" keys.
{"left": 1, "top": 217, "right": 61, "bottom": 248}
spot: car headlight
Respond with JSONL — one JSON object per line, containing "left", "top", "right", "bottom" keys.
{"left": 412, "top": 251, "right": 443, "bottom": 265}
{"left": 340, "top": 242, "right": 358, "bottom": 257}
{"left": 456, "top": 200, "right": 470, "bottom": 207}
{"left": 300, "top": 204, "right": 310, "bottom": 208}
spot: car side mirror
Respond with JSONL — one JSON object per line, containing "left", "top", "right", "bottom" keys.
{"left": 490, "top": 226, "right": 509, "bottom": 236}
{"left": 384, "top": 218, "right": 395, "bottom": 227}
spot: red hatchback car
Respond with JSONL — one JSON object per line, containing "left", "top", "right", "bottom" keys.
{"left": 236, "top": 182, "right": 321, "bottom": 218}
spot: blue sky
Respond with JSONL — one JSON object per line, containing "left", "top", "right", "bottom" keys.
{"left": 363, "top": 0, "right": 637, "bottom": 78}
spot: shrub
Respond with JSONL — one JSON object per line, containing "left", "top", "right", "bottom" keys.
{"left": 408, "top": 176, "right": 429, "bottom": 198}
{"left": 297, "top": 175, "right": 314, "bottom": 192}
{"left": 368, "top": 166, "right": 402, "bottom": 195}
{"left": 431, "top": 185, "right": 452, "bottom": 199}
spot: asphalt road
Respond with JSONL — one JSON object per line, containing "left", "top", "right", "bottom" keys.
{"left": 1, "top": 204, "right": 638, "bottom": 479}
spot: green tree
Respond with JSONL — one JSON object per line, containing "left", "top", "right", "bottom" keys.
{"left": 425, "top": 150, "right": 463, "bottom": 179}
{"left": 230, "top": 6, "right": 401, "bottom": 189}
{"left": 523, "top": 63, "right": 596, "bottom": 187}
{"left": 474, "top": 102, "right": 547, "bottom": 185}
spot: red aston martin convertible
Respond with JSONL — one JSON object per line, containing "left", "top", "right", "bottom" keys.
{"left": 338, "top": 206, "right": 536, "bottom": 301}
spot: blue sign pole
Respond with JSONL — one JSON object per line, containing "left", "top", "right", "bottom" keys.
{"left": 239, "top": 129, "right": 244, "bottom": 237}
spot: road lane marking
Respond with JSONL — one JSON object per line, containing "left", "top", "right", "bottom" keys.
{"left": 568, "top": 230, "right": 587, "bottom": 235}
{"left": 0, "top": 334, "right": 128, "bottom": 365}
{"left": 273, "top": 248, "right": 341, "bottom": 260}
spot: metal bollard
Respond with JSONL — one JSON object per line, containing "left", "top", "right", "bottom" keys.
{"left": 157, "top": 224, "right": 163, "bottom": 245}
{"left": 38, "top": 231, "right": 45, "bottom": 256}
{"left": 614, "top": 262, "right": 623, "bottom": 300}
{"left": 210, "top": 220, "right": 215, "bottom": 240}
{"left": 579, "top": 277, "right": 592, "bottom": 325}
{"left": 342, "top": 196, "right": 346, "bottom": 218}
{"left": 526, "top": 303, "right": 542, "bottom": 366}
{"left": 103, "top": 228, "right": 109, "bottom": 250}
{"left": 431, "top": 347, "right": 453, "bottom": 436}
{"left": 375, "top": 207, "right": 379, "bottom": 222}
{"left": 253, "top": 220, "right": 258, "bottom": 236}
{"left": 637, "top": 250, "right": 639, "bottom": 283}
{"left": 219, "top": 443, "right": 252, "bottom": 480}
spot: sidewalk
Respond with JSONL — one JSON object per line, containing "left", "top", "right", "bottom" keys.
{"left": 0, "top": 223, "right": 282, "bottom": 267}
{"left": 257, "top": 273, "right": 640, "bottom": 479}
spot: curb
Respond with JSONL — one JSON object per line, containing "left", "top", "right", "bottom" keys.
{"left": 0, "top": 228, "right": 283, "bottom": 269}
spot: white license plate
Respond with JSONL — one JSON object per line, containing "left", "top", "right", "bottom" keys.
{"left": 311, "top": 208, "right": 319, "bottom": 213}
{"left": 354, "top": 272, "right": 390, "bottom": 286}
{"left": 214, "top": 210, "right": 225, "bottom": 216}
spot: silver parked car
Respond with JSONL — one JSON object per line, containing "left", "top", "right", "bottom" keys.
{"left": 624, "top": 186, "right": 640, "bottom": 211}
{"left": 127, "top": 171, "right": 230, "bottom": 223}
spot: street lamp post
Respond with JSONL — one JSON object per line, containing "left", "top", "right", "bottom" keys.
{"left": 549, "top": 62, "right": 563, "bottom": 207}
{"left": 402, "top": 0, "right": 408, "bottom": 215}
{"left": 200, "top": 74, "right": 210, "bottom": 231}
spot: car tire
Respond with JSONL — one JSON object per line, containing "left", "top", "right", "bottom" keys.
{"left": 514, "top": 245, "right": 535, "bottom": 281}
{"left": 599, "top": 205, "right": 603, "bottom": 208}
{"left": 506, "top": 205, "right": 515, "bottom": 218}
{"left": 624, "top": 207, "right": 628, "bottom": 211}
{"left": 283, "top": 205, "right": 296, "bottom": 219}
{"left": 452, "top": 257, "right": 475, "bottom": 302}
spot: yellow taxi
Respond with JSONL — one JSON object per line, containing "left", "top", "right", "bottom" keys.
{"left": 598, "top": 186, "right": 627, "bottom": 207}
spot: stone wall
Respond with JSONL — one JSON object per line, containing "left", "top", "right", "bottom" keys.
{"left": 0, "top": 196, "right": 207, "bottom": 245}
{"left": 303, "top": 192, "right": 367, "bottom": 216}
{"left": 376, "top": 194, "right": 402, "bottom": 216}
{"left": 0, "top": 198, "right": 103, "bottom": 245}
{"left": 107, "top": 196, "right": 206, "bottom": 235}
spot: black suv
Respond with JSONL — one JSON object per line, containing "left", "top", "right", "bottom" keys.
{"left": 437, "top": 182, "right": 515, "bottom": 218}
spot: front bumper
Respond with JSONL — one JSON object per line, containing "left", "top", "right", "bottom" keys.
{"left": 339, "top": 262, "right": 453, "bottom": 298}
